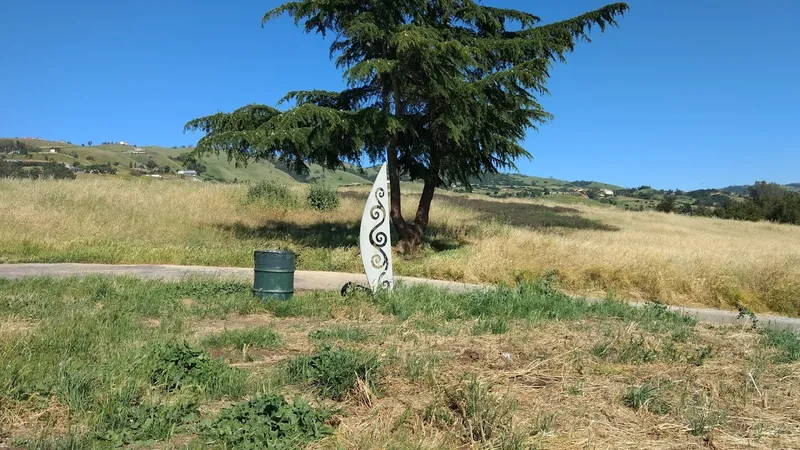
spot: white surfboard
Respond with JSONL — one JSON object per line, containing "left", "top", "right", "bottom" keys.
{"left": 359, "top": 163, "right": 394, "bottom": 292}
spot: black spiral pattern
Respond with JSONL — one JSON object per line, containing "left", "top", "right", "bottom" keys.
{"left": 368, "top": 188, "right": 389, "bottom": 275}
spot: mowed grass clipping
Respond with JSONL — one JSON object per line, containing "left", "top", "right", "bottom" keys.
{"left": 1, "top": 276, "right": 799, "bottom": 449}
{"left": 2, "top": 177, "right": 800, "bottom": 315}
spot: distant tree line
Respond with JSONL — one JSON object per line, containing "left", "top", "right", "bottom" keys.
{"left": 701, "top": 182, "right": 800, "bottom": 224}
{"left": 650, "top": 182, "right": 800, "bottom": 225}
{"left": 0, "top": 160, "right": 75, "bottom": 180}
{"left": 0, "top": 139, "right": 39, "bottom": 155}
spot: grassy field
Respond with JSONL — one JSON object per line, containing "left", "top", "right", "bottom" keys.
{"left": 1, "top": 177, "right": 800, "bottom": 315}
{"left": 1, "top": 276, "right": 798, "bottom": 449}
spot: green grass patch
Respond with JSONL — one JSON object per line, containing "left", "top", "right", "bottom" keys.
{"left": 760, "top": 328, "right": 800, "bottom": 363}
{"left": 93, "top": 391, "right": 200, "bottom": 446}
{"left": 308, "top": 324, "right": 374, "bottom": 343}
{"left": 404, "top": 351, "right": 441, "bottom": 384}
{"left": 374, "top": 281, "right": 696, "bottom": 337}
{"left": 472, "top": 316, "right": 511, "bottom": 335}
{"left": 201, "top": 326, "right": 283, "bottom": 349}
{"left": 622, "top": 381, "right": 670, "bottom": 415}
{"left": 287, "top": 345, "right": 382, "bottom": 400}
{"left": 150, "top": 341, "right": 247, "bottom": 398}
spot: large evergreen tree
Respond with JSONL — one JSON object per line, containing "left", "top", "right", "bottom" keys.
{"left": 185, "top": 0, "right": 628, "bottom": 251}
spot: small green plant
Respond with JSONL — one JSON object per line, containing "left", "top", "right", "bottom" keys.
{"left": 760, "top": 328, "right": 800, "bottom": 363}
{"left": 150, "top": 342, "right": 247, "bottom": 398}
{"left": 623, "top": 382, "right": 669, "bottom": 414}
{"left": 308, "top": 325, "right": 373, "bottom": 343}
{"left": 287, "top": 344, "right": 382, "bottom": 400}
{"left": 686, "top": 346, "right": 714, "bottom": 366}
{"left": 307, "top": 183, "right": 340, "bottom": 211}
{"left": 532, "top": 409, "right": 556, "bottom": 435}
{"left": 203, "top": 394, "right": 333, "bottom": 449}
{"left": 404, "top": 351, "right": 441, "bottom": 384}
{"left": 443, "top": 375, "right": 518, "bottom": 445}
{"left": 590, "top": 335, "right": 659, "bottom": 364}
{"left": 245, "top": 180, "right": 298, "bottom": 208}
{"left": 201, "top": 326, "right": 283, "bottom": 349}
{"left": 736, "top": 303, "right": 759, "bottom": 329}
{"left": 687, "top": 409, "right": 727, "bottom": 436}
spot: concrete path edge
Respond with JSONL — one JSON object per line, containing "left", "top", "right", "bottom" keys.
{"left": 1, "top": 263, "right": 798, "bottom": 331}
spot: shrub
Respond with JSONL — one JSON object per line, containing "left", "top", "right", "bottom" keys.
{"left": 307, "top": 183, "right": 340, "bottom": 211}
{"left": 287, "top": 344, "right": 382, "bottom": 400}
{"left": 203, "top": 395, "right": 333, "bottom": 449}
{"left": 655, "top": 195, "right": 677, "bottom": 213}
{"left": 246, "top": 180, "right": 298, "bottom": 208}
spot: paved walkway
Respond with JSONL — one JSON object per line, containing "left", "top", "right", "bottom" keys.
{"left": 1, "top": 263, "right": 798, "bottom": 331}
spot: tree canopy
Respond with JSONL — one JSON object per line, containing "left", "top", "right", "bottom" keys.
{"left": 186, "top": 0, "right": 629, "bottom": 250}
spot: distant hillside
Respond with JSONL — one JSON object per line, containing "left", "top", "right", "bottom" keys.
{"left": 1, "top": 138, "right": 373, "bottom": 186}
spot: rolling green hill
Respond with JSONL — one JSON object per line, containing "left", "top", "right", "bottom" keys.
{"left": 3, "top": 138, "right": 373, "bottom": 186}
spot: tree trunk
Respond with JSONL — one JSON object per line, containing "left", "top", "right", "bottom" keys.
{"left": 384, "top": 73, "right": 437, "bottom": 253}
{"left": 387, "top": 145, "right": 417, "bottom": 252}
{"left": 389, "top": 156, "right": 438, "bottom": 254}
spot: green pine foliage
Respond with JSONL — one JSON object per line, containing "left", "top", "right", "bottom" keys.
{"left": 185, "top": 0, "right": 628, "bottom": 248}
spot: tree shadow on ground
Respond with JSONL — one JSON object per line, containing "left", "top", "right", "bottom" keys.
{"left": 443, "top": 196, "right": 619, "bottom": 231}
{"left": 218, "top": 221, "right": 361, "bottom": 249}
{"left": 216, "top": 220, "right": 473, "bottom": 250}
{"left": 219, "top": 193, "right": 615, "bottom": 251}
{"left": 341, "top": 191, "right": 618, "bottom": 232}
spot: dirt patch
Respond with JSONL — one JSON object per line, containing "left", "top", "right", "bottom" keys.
{"left": 140, "top": 318, "right": 161, "bottom": 329}
{"left": 0, "top": 318, "right": 35, "bottom": 336}
{"left": 180, "top": 297, "right": 195, "bottom": 309}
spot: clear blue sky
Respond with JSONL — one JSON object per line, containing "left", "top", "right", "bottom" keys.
{"left": 1, "top": 0, "right": 798, "bottom": 190}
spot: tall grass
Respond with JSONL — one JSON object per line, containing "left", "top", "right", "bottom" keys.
{"left": 2, "top": 177, "right": 800, "bottom": 314}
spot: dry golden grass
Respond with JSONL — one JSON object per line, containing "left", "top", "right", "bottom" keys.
{"left": 1, "top": 177, "right": 799, "bottom": 314}
{"left": 192, "top": 311, "right": 800, "bottom": 450}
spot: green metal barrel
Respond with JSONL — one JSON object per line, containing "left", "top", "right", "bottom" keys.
{"left": 252, "top": 250, "right": 295, "bottom": 300}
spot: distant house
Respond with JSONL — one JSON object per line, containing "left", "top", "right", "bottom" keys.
{"left": 119, "top": 141, "right": 130, "bottom": 146}
{"left": 601, "top": 189, "right": 615, "bottom": 197}
{"left": 177, "top": 170, "right": 197, "bottom": 176}
{"left": 48, "top": 148, "right": 59, "bottom": 153}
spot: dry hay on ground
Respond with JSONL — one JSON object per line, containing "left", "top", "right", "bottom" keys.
{"left": 194, "top": 313, "right": 800, "bottom": 449}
